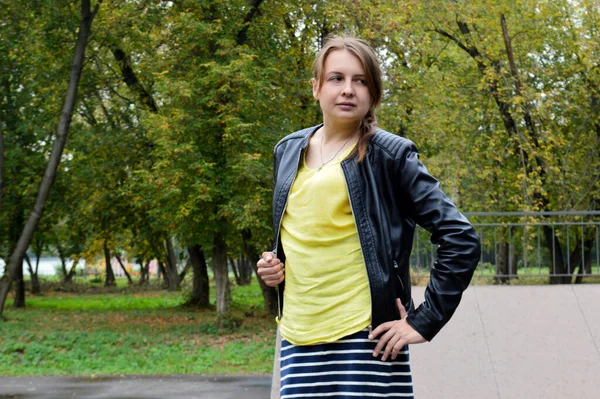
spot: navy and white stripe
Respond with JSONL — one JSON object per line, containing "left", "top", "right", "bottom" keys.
{"left": 280, "top": 329, "right": 413, "bottom": 398}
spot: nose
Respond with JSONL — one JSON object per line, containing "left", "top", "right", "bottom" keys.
{"left": 341, "top": 79, "right": 354, "bottom": 96}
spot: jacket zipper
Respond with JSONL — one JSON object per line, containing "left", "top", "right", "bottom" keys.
{"left": 341, "top": 161, "right": 374, "bottom": 330}
{"left": 394, "top": 260, "right": 404, "bottom": 293}
{"left": 273, "top": 150, "right": 303, "bottom": 320}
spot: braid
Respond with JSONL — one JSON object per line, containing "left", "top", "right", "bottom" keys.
{"left": 347, "top": 110, "right": 377, "bottom": 162}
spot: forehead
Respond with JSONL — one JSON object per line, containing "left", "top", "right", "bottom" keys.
{"left": 323, "top": 49, "right": 364, "bottom": 75}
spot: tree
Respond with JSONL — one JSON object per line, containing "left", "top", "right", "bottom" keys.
{"left": 0, "top": 0, "right": 101, "bottom": 317}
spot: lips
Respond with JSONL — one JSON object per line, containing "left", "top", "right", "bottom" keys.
{"left": 337, "top": 102, "right": 356, "bottom": 107}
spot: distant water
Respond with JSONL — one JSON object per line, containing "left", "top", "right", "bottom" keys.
{"left": 1, "top": 256, "right": 144, "bottom": 277}
{"left": 0, "top": 257, "right": 86, "bottom": 276}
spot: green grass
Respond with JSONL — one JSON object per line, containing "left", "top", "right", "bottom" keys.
{"left": 0, "top": 279, "right": 277, "bottom": 376}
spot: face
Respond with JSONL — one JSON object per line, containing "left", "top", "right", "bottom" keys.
{"left": 313, "top": 49, "right": 372, "bottom": 126}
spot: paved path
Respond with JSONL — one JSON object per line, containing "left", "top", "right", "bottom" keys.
{"left": 1, "top": 285, "right": 599, "bottom": 398}
{"left": 410, "top": 284, "right": 600, "bottom": 399}
{"left": 0, "top": 375, "right": 272, "bottom": 398}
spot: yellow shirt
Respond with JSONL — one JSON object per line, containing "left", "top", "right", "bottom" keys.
{"left": 278, "top": 146, "right": 371, "bottom": 345}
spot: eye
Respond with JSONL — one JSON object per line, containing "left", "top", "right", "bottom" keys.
{"left": 329, "top": 76, "right": 342, "bottom": 81}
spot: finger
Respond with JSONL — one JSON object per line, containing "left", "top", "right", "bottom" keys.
{"left": 258, "top": 267, "right": 280, "bottom": 278}
{"left": 263, "top": 277, "right": 281, "bottom": 287}
{"left": 371, "top": 323, "right": 393, "bottom": 356}
{"left": 267, "top": 262, "right": 284, "bottom": 275}
{"left": 263, "top": 279, "right": 278, "bottom": 287}
{"left": 369, "top": 322, "right": 391, "bottom": 340}
{"left": 257, "top": 259, "right": 281, "bottom": 272}
{"left": 380, "top": 330, "right": 401, "bottom": 361}
{"left": 396, "top": 298, "right": 408, "bottom": 319}
{"left": 261, "top": 252, "right": 275, "bottom": 262}
{"left": 260, "top": 265, "right": 285, "bottom": 284}
{"left": 263, "top": 267, "right": 284, "bottom": 280}
{"left": 263, "top": 273, "right": 284, "bottom": 286}
{"left": 390, "top": 339, "right": 406, "bottom": 360}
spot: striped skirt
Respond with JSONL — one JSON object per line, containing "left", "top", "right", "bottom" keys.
{"left": 280, "top": 329, "right": 414, "bottom": 398}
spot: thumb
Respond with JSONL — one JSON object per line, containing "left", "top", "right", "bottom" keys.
{"left": 396, "top": 298, "right": 408, "bottom": 319}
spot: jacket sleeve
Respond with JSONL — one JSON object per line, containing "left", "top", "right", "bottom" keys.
{"left": 396, "top": 140, "right": 481, "bottom": 341}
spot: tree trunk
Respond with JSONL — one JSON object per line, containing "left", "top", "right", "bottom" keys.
{"left": 230, "top": 256, "right": 241, "bottom": 286}
{"left": 240, "top": 256, "right": 253, "bottom": 286}
{"left": 56, "top": 243, "right": 72, "bottom": 283}
{"left": 31, "top": 241, "right": 43, "bottom": 294}
{"left": 240, "top": 229, "right": 256, "bottom": 286}
{"left": 0, "top": 0, "right": 100, "bottom": 316}
{"left": 213, "top": 233, "right": 230, "bottom": 318}
{"left": 13, "top": 256, "right": 25, "bottom": 308}
{"left": 158, "top": 261, "right": 169, "bottom": 287}
{"left": 186, "top": 245, "right": 209, "bottom": 308}
{"left": 543, "top": 226, "right": 569, "bottom": 284}
{"left": 0, "top": 122, "right": 4, "bottom": 210}
{"left": 495, "top": 227, "right": 510, "bottom": 285}
{"left": 572, "top": 236, "right": 594, "bottom": 284}
{"left": 233, "top": 253, "right": 254, "bottom": 287}
{"left": 103, "top": 241, "right": 116, "bottom": 287}
{"left": 67, "top": 257, "right": 79, "bottom": 281}
{"left": 178, "top": 260, "right": 191, "bottom": 282}
{"left": 115, "top": 255, "right": 133, "bottom": 285}
{"left": 573, "top": 252, "right": 592, "bottom": 285}
{"left": 25, "top": 254, "right": 41, "bottom": 294}
{"left": 164, "top": 238, "right": 180, "bottom": 291}
{"left": 510, "top": 252, "right": 519, "bottom": 278}
{"left": 137, "top": 259, "right": 149, "bottom": 286}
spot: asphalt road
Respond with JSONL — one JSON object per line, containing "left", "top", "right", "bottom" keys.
{"left": 0, "top": 375, "right": 272, "bottom": 399}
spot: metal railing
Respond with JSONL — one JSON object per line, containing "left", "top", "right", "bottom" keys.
{"left": 410, "top": 211, "right": 600, "bottom": 282}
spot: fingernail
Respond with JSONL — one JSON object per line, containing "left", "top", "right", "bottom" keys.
{"left": 372, "top": 352, "right": 377, "bottom": 357}
{"left": 368, "top": 335, "right": 373, "bottom": 340}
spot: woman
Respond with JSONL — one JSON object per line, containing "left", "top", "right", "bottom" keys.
{"left": 257, "top": 36, "right": 480, "bottom": 399}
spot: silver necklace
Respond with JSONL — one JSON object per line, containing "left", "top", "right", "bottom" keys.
{"left": 318, "top": 133, "right": 354, "bottom": 171}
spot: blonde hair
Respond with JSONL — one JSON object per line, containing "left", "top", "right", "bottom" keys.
{"left": 313, "top": 36, "right": 382, "bottom": 162}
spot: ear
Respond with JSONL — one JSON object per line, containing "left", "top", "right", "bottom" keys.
{"left": 311, "top": 78, "right": 320, "bottom": 100}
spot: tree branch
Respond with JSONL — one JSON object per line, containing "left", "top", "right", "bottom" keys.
{"left": 111, "top": 48, "right": 158, "bottom": 113}
{"left": 433, "top": 28, "right": 470, "bottom": 54}
{"left": 237, "top": 0, "right": 264, "bottom": 45}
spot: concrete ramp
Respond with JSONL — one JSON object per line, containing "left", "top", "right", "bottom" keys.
{"left": 410, "top": 285, "right": 600, "bottom": 399}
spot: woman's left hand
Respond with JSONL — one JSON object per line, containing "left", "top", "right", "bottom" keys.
{"left": 369, "top": 299, "right": 427, "bottom": 361}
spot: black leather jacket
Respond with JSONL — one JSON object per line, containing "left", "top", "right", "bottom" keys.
{"left": 272, "top": 125, "right": 481, "bottom": 341}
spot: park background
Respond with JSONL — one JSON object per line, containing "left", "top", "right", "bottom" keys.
{"left": 1, "top": 0, "right": 599, "bottom": 378}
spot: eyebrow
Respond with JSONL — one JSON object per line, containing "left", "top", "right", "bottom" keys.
{"left": 325, "top": 71, "right": 366, "bottom": 77}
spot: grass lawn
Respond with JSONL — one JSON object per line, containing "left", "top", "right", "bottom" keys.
{"left": 0, "top": 279, "right": 277, "bottom": 376}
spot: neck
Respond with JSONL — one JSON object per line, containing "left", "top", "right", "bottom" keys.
{"left": 321, "top": 118, "right": 360, "bottom": 143}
